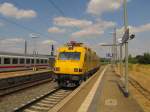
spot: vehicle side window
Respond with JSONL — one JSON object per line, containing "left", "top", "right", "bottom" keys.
{"left": 4, "top": 58, "right": 10, "bottom": 64}
{"left": 20, "top": 58, "right": 25, "bottom": 64}
{"left": 41, "top": 59, "right": 44, "bottom": 64}
{"left": 12, "top": 58, "right": 18, "bottom": 64}
{"left": 36, "top": 59, "right": 39, "bottom": 64}
{"left": 26, "top": 59, "right": 30, "bottom": 64}
{"left": 31, "top": 59, "right": 34, "bottom": 64}
{"left": 84, "top": 54, "right": 87, "bottom": 61}
{"left": 88, "top": 55, "right": 91, "bottom": 61}
{"left": 45, "top": 60, "right": 48, "bottom": 63}
{"left": 0, "top": 57, "right": 1, "bottom": 64}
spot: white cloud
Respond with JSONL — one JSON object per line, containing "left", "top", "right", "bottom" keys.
{"left": 32, "top": 39, "right": 58, "bottom": 54}
{"left": 131, "top": 23, "right": 150, "bottom": 33}
{"left": 117, "top": 23, "right": 150, "bottom": 36}
{"left": 87, "top": 0, "right": 125, "bottom": 15}
{"left": 54, "top": 16, "right": 93, "bottom": 28}
{"left": 0, "top": 38, "right": 58, "bottom": 54}
{"left": 0, "top": 38, "right": 25, "bottom": 53}
{"left": 42, "top": 39, "right": 57, "bottom": 45}
{"left": 72, "top": 19, "right": 116, "bottom": 38}
{"left": 0, "top": 2, "right": 37, "bottom": 19}
{"left": 72, "top": 27, "right": 104, "bottom": 38}
{"left": 1, "top": 38, "right": 24, "bottom": 45}
{"left": 0, "top": 22, "right": 4, "bottom": 27}
{"left": 48, "top": 27, "right": 66, "bottom": 33}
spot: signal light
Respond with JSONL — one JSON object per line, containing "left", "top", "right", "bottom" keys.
{"left": 130, "top": 34, "right": 135, "bottom": 40}
{"left": 54, "top": 67, "right": 60, "bottom": 71}
{"left": 74, "top": 68, "right": 82, "bottom": 72}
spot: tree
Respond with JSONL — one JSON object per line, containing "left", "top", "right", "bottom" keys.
{"left": 135, "top": 53, "right": 150, "bottom": 64}
{"left": 128, "top": 53, "right": 150, "bottom": 64}
{"left": 128, "top": 54, "right": 137, "bottom": 63}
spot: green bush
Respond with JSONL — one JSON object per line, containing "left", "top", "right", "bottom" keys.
{"left": 128, "top": 53, "right": 150, "bottom": 64}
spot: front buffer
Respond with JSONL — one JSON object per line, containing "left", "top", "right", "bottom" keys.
{"left": 55, "top": 74, "right": 84, "bottom": 87}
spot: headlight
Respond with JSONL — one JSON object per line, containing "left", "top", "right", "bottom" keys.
{"left": 74, "top": 68, "right": 78, "bottom": 72}
{"left": 74, "top": 68, "right": 82, "bottom": 72}
{"left": 79, "top": 68, "right": 82, "bottom": 72}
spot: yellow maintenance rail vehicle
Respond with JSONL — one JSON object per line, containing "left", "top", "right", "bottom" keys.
{"left": 53, "top": 41, "right": 100, "bottom": 87}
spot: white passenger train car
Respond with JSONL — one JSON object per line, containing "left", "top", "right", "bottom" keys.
{"left": 0, "top": 52, "right": 50, "bottom": 72}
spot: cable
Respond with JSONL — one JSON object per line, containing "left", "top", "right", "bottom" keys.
{"left": 47, "top": 0, "right": 65, "bottom": 17}
{"left": 12, "top": 1, "right": 50, "bottom": 29}
{"left": 47, "top": 0, "right": 79, "bottom": 31}
{"left": 0, "top": 16, "right": 36, "bottom": 32}
{"left": 0, "top": 1, "right": 49, "bottom": 37}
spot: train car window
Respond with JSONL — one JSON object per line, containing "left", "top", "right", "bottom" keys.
{"left": 12, "top": 58, "right": 18, "bottom": 64}
{"left": 41, "top": 59, "right": 44, "bottom": 64}
{"left": 36, "top": 59, "right": 39, "bottom": 64}
{"left": 31, "top": 59, "right": 34, "bottom": 64}
{"left": 44, "top": 60, "right": 47, "bottom": 63}
{"left": 20, "top": 58, "right": 25, "bottom": 64}
{"left": 0, "top": 58, "right": 1, "bottom": 64}
{"left": 26, "top": 59, "right": 30, "bottom": 64}
{"left": 4, "top": 58, "right": 10, "bottom": 64}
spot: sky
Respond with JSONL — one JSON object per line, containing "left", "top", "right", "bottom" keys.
{"left": 0, "top": 0, "right": 149, "bottom": 57}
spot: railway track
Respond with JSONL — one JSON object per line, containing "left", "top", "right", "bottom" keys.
{"left": 14, "top": 88, "right": 73, "bottom": 112}
{"left": 129, "top": 77, "right": 150, "bottom": 101}
{"left": 114, "top": 69, "right": 150, "bottom": 100}
{"left": 0, "top": 70, "right": 52, "bottom": 96}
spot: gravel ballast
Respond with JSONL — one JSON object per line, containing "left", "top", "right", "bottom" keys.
{"left": 0, "top": 81, "right": 57, "bottom": 112}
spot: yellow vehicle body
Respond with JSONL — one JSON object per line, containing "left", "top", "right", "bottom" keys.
{"left": 53, "top": 42, "right": 100, "bottom": 87}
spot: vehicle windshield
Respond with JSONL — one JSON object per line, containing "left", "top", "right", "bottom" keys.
{"left": 59, "top": 52, "right": 81, "bottom": 60}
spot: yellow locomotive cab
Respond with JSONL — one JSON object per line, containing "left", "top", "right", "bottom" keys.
{"left": 54, "top": 51, "right": 84, "bottom": 75}
{"left": 53, "top": 41, "right": 100, "bottom": 87}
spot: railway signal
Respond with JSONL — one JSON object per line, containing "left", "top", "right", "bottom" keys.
{"left": 30, "top": 33, "right": 39, "bottom": 71}
{"left": 51, "top": 44, "right": 54, "bottom": 56}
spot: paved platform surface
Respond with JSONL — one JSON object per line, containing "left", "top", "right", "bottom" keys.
{"left": 87, "top": 66, "right": 144, "bottom": 112}
{"left": 0, "top": 69, "right": 51, "bottom": 79}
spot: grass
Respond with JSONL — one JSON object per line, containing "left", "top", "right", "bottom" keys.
{"left": 116, "top": 63, "right": 150, "bottom": 112}
{"left": 128, "top": 64, "right": 150, "bottom": 112}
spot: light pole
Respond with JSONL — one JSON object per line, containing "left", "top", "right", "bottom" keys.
{"left": 113, "top": 28, "right": 117, "bottom": 65}
{"left": 24, "top": 40, "right": 27, "bottom": 67}
{"left": 30, "top": 33, "right": 39, "bottom": 71}
{"left": 118, "top": 0, "right": 135, "bottom": 96}
{"left": 123, "top": 0, "right": 129, "bottom": 97}
{"left": 120, "top": 44, "right": 123, "bottom": 79}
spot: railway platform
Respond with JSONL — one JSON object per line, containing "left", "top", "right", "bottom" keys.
{"left": 0, "top": 69, "right": 51, "bottom": 79}
{"left": 85, "top": 66, "right": 143, "bottom": 112}
{"left": 56, "top": 65, "right": 144, "bottom": 112}
{"left": 0, "top": 69, "right": 52, "bottom": 96}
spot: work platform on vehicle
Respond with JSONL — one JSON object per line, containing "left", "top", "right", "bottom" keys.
{"left": 57, "top": 65, "right": 143, "bottom": 112}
